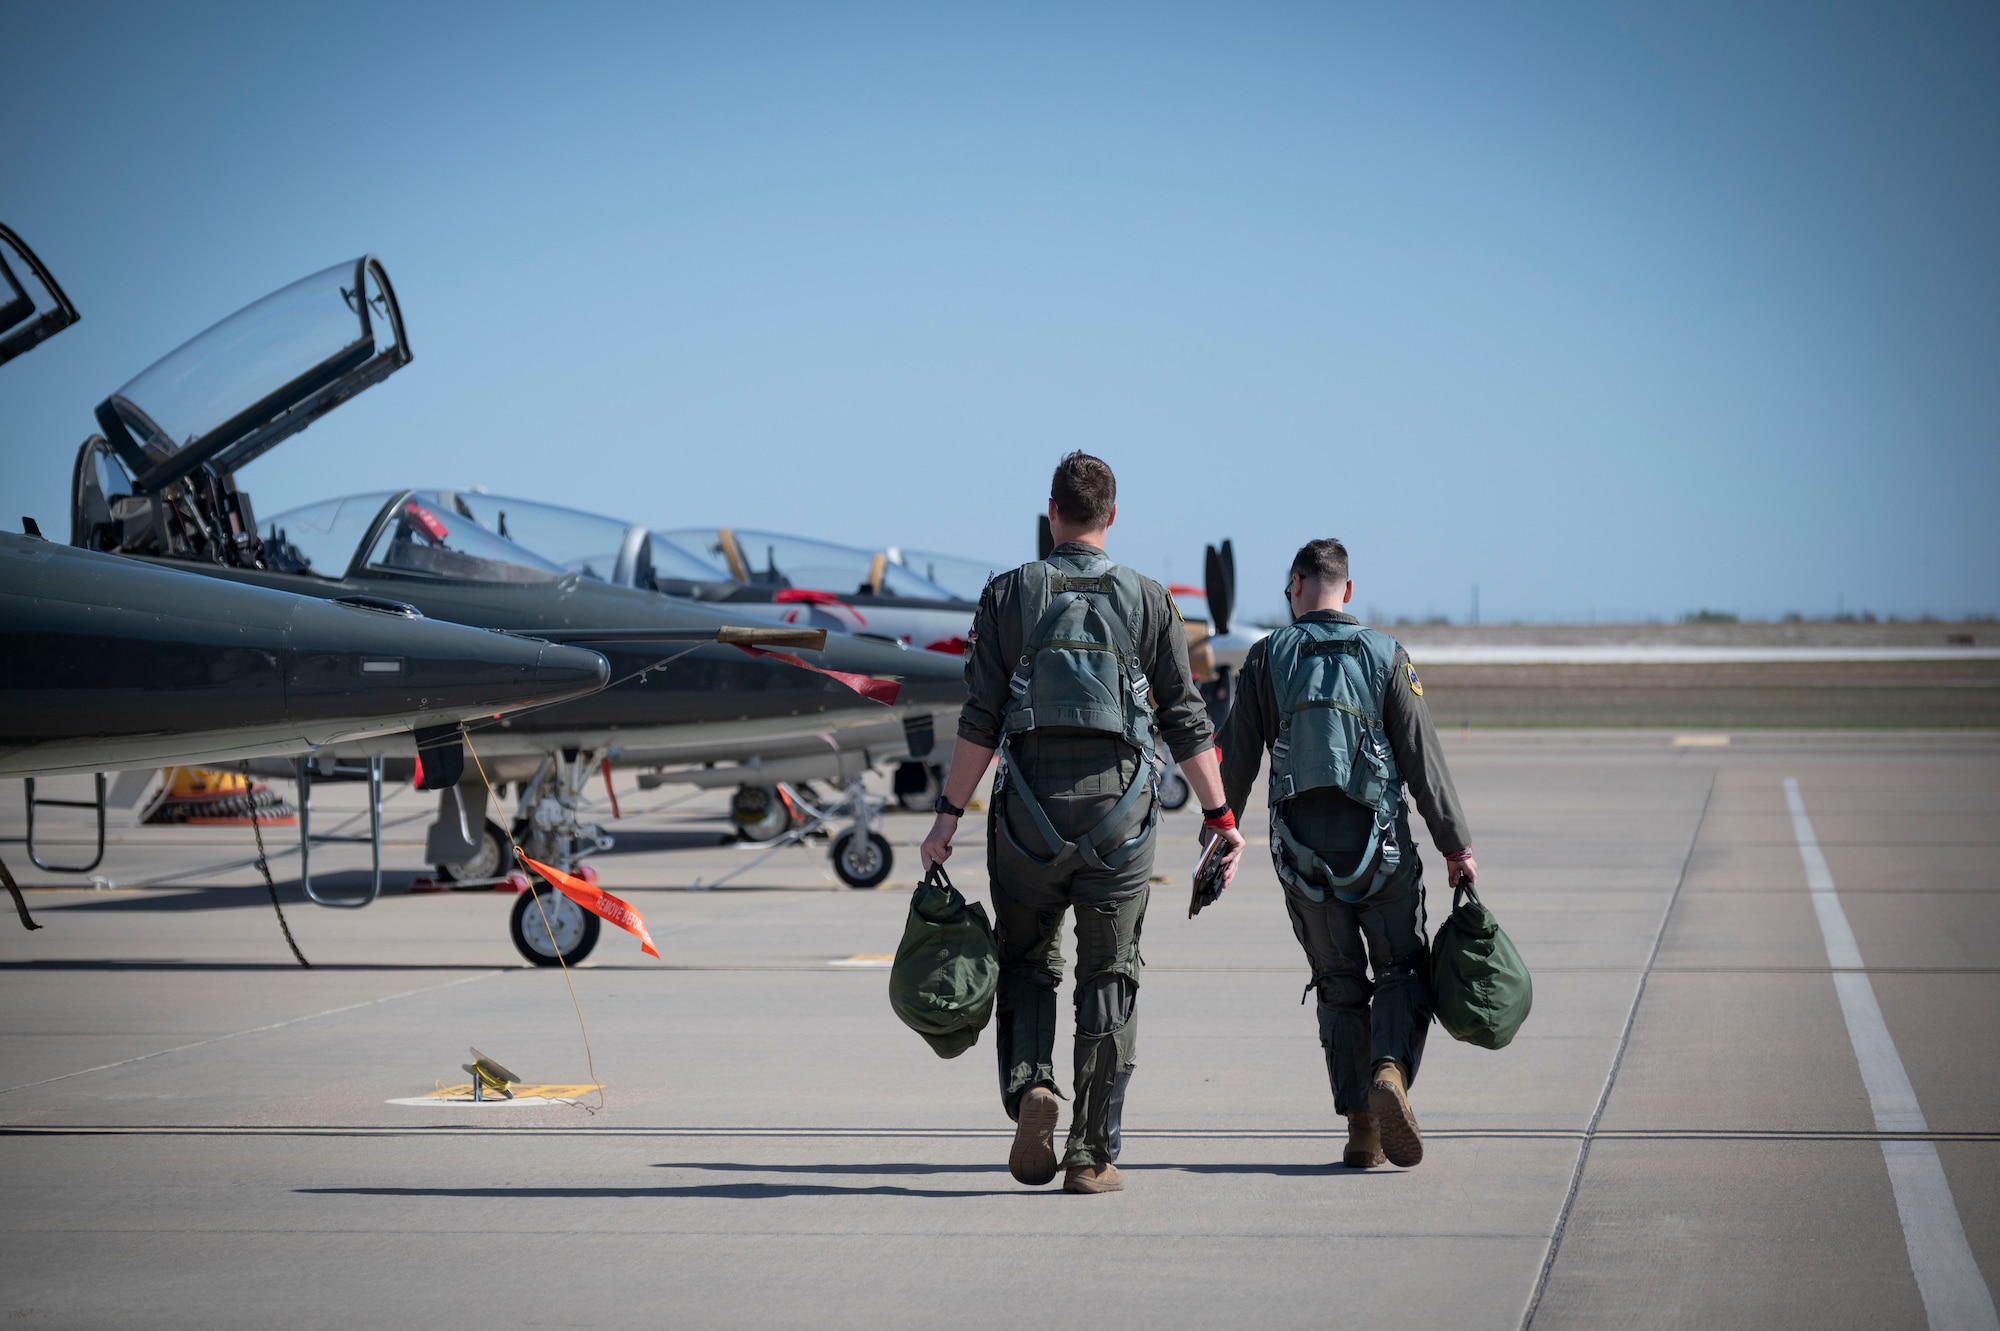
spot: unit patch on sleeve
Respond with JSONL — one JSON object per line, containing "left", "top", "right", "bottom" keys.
{"left": 1407, "top": 661, "right": 1424, "bottom": 697}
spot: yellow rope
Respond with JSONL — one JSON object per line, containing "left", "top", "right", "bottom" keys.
{"left": 461, "top": 732, "right": 605, "bottom": 1115}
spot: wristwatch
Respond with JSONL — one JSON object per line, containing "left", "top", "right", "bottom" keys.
{"left": 933, "top": 795, "right": 966, "bottom": 818}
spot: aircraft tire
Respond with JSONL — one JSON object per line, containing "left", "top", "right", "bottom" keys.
{"left": 732, "top": 784, "right": 792, "bottom": 842}
{"left": 510, "top": 883, "right": 601, "bottom": 966}
{"left": 831, "top": 829, "right": 893, "bottom": 889}
{"left": 1158, "top": 770, "right": 1191, "bottom": 812}
{"left": 436, "top": 819, "right": 514, "bottom": 884}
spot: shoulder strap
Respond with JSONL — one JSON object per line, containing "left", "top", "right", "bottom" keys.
{"left": 1015, "top": 561, "right": 1053, "bottom": 658}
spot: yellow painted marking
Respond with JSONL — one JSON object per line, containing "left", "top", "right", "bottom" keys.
{"left": 830, "top": 954, "right": 893, "bottom": 967}
{"left": 422, "top": 1083, "right": 601, "bottom": 1101}
{"left": 1672, "top": 734, "right": 1731, "bottom": 747}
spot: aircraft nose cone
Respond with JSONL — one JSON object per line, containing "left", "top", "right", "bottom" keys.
{"left": 285, "top": 600, "right": 609, "bottom": 728}
{"left": 536, "top": 642, "right": 612, "bottom": 694}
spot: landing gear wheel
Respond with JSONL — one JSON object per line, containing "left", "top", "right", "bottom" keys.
{"left": 732, "top": 784, "right": 792, "bottom": 843}
{"left": 510, "top": 883, "right": 600, "bottom": 966}
{"left": 1158, "top": 769, "right": 1191, "bottom": 812}
{"left": 831, "top": 829, "right": 893, "bottom": 888}
{"left": 436, "top": 819, "right": 514, "bottom": 884}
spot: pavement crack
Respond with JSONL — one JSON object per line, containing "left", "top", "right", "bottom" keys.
{"left": 1520, "top": 766, "right": 1717, "bottom": 1330}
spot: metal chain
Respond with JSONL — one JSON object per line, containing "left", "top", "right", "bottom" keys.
{"left": 0, "top": 853, "right": 40, "bottom": 931}
{"left": 242, "top": 762, "right": 309, "bottom": 968}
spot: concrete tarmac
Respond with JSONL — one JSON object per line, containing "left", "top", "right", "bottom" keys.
{"left": 1, "top": 732, "right": 1995, "bottom": 1329}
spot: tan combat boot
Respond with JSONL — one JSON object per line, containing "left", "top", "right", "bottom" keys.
{"left": 1343, "top": 1111, "right": 1386, "bottom": 1169}
{"left": 1009, "top": 1086, "right": 1061, "bottom": 1186}
{"left": 1063, "top": 1162, "right": 1124, "bottom": 1194}
{"left": 1368, "top": 1060, "right": 1423, "bottom": 1167}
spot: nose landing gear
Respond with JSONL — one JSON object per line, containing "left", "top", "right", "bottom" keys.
{"left": 516, "top": 751, "right": 615, "bottom": 873}
{"left": 697, "top": 776, "right": 894, "bottom": 890}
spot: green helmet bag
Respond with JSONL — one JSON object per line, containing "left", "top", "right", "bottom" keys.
{"left": 889, "top": 865, "right": 1000, "bottom": 1059}
{"left": 1430, "top": 880, "right": 1533, "bottom": 1050}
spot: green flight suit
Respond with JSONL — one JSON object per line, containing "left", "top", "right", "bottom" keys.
{"left": 1217, "top": 610, "right": 1472, "bottom": 1115}
{"left": 959, "top": 541, "right": 1215, "bottom": 1168}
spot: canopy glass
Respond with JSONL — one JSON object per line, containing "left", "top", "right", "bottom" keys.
{"left": 95, "top": 257, "right": 408, "bottom": 493}
{"left": 664, "top": 528, "right": 959, "bottom": 600}
{"left": 264, "top": 492, "right": 565, "bottom": 585}
{"left": 889, "top": 548, "right": 998, "bottom": 602}
{"left": 409, "top": 491, "right": 734, "bottom": 589}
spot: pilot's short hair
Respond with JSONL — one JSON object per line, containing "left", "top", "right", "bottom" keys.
{"left": 1051, "top": 452, "right": 1117, "bottom": 528}
{"left": 1290, "top": 538, "right": 1350, "bottom": 585}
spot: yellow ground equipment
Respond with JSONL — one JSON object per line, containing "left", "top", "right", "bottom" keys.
{"left": 461, "top": 1048, "right": 519, "bottom": 1101}
{"left": 144, "top": 767, "right": 296, "bottom": 825}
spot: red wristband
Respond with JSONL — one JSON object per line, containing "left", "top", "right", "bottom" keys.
{"left": 1446, "top": 847, "right": 1474, "bottom": 861}
{"left": 1203, "top": 810, "right": 1237, "bottom": 832}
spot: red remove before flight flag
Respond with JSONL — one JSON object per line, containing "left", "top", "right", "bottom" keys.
{"left": 729, "top": 645, "right": 903, "bottom": 705}
{"left": 520, "top": 856, "right": 659, "bottom": 958}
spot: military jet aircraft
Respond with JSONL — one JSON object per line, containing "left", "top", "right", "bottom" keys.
{"left": 236, "top": 490, "right": 963, "bottom": 873}
{"left": 63, "top": 254, "right": 965, "bottom": 960}
{"left": 2, "top": 532, "right": 611, "bottom": 781}
{"left": 0, "top": 229, "right": 610, "bottom": 931}
{"left": 431, "top": 496, "right": 977, "bottom": 813}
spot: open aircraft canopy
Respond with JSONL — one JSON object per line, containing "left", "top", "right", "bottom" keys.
{"left": 95, "top": 257, "right": 408, "bottom": 495}
{"left": 0, "top": 223, "right": 80, "bottom": 367}
{"left": 666, "top": 528, "right": 965, "bottom": 601}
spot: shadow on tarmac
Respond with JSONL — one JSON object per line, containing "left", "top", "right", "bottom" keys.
{"left": 41, "top": 875, "right": 414, "bottom": 911}
{"left": 299, "top": 1184, "right": 1027, "bottom": 1200}
{"left": 593, "top": 831, "right": 736, "bottom": 854}
{"left": 654, "top": 1161, "right": 1008, "bottom": 1175}
{"left": 650, "top": 1161, "right": 1376, "bottom": 1178}
{"left": 1123, "top": 1162, "right": 1377, "bottom": 1176}
{"left": 0, "top": 960, "right": 511, "bottom": 971}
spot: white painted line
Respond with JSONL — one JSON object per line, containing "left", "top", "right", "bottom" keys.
{"left": 0, "top": 971, "right": 504, "bottom": 1097}
{"left": 1785, "top": 778, "right": 1999, "bottom": 1330}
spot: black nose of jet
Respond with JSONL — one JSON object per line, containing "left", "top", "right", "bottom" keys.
{"left": 287, "top": 599, "right": 609, "bottom": 728}
{"left": 535, "top": 640, "right": 614, "bottom": 695}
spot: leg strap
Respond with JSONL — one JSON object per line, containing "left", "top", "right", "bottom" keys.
{"left": 998, "top": 735, "right": 1158, "bottom": 873}
{"left": 1272, "top": 803, "right": 1401, "bottom": 904}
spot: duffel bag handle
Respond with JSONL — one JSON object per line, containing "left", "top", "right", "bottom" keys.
{"left": 920, "top": 861, "right": 956, "bottom": 894}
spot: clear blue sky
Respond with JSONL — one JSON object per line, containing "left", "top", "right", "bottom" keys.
{"left": 4, "top": 1, "right": 1995, "bottom": 624}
